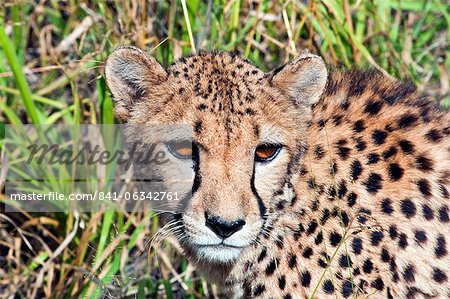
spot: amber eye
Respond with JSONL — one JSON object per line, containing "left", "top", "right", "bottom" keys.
{"left": 254, "top": 144, "right": 282, "bottom": 163}
{"left": 166, "top": 141, "right": 197, "bottom": 159}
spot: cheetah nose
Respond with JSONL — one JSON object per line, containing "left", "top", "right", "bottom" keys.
{"left": 205, "top": 213, "right": 246, "bottom": 239}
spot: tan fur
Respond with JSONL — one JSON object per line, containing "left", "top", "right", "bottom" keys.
{"left": 106, "top": 47, "right": 450, "bottom": 298}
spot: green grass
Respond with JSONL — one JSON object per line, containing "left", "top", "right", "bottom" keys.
{"left": 0, "top": 0, "right": 449, "bottom": 298}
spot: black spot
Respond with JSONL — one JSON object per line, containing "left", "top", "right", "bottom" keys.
{"left": 400, "top": 198, "right": 416, "bottom": 218}
{"left": 302, "top": 247, "right": 313, "bottom": 259}
{"left": 194, "top": 121, "right": 203, "bottom": 134}
{"left": 425, "top": 129, "right": 443, "bottom": 143}
{"left": 357, "top": 208, "right": 371, "bottom": 224}
{"left": 330, "top": 160, "right": 339, "bottom": 175}
{"left": 338, "top": 181, "right": 348, "bottom": 198}
{"left": 364, "top": 172, "right": 383, "bottom": 194}
{"left": 347, "top": 192, "right": 357, "bottom": 207}
{"left": 317, "top": 119, "right": 327, "bottom": 128}
{"left": 422, "top": 204, "right": 434, "bottom": 220}
{"left": 397, "top": 113, "right": 418, "bottom": 129}
{"left": 336, "top": 138, "right": 347, "bottom": 145}
{"left": 363, "top": 259, "right": 373, "bottom": 273}
{"left": 416, "top": 155, "right": 434, "bottom": 172}
{"left": 288, "top": 254, "right": 297, "bottom": 268}
{"left": 253, "top": 284, "right": 266, "bottom": 296}
{"left": 245, "top": 108, "right": 255, "bottom": 116}
{"left": 276, "top": 200, "right": 286, "bottom": 210}
{"left": 382, "top": 146, "right": 397, "bottom": 160}
{"left": 339, "top": 254, "right": 352, "bottom": 268}
{"left": 432, "top": 268, "right": 448, "bottom": 283}
{"left": 327, "top": 185, "right": 337, "bottom": 199}
{"left": 284, "top": 294, "right": 292, "bottom": 299}
{"left": 327, "top": 186, "right": 337, "bottom": 200}
{"left": 353, "top": 120, "right": 366, "bottom": 132}
{"left": 355, "top": 137, "right": 367, "bottom": 151}
{"left": 364, "top": 100, "right": 384, "bottom": 115}
{"left": 306, "top": 220, "right": 318, "bottom": 235}
{"left": 388, "top": 163, "right": 404, "bottom": 181}
{"left": 331, "top": 208, "right": 339, "bottom": 217}
{"left": 358, "top": 279, "right": 367, "bottom": 293}
{"left": 398, "top": 139, "right": 415, "bottom": 154}
{"left": 341, "top": 100, "right": 350, "bottom": 110}
{"left": 341, "top": 280, "right": 353, "bottom": 298}
{"left": 414, "top": 230, "right": 427, "bottom": 244}
{"left": 323, "top": 279, "right": 335, "bottom": 294}
{"left": 438, "top": 205, "right": 449, "bottom": 222}
{"left": 440, "top": 184, "right": 450, "bottom": 198}
{"left": 197, "top": 103, "right": 208, "bottom": 111}
{"left": 381, "top": 198, "right": 394, "bottom": 214}
{"left": 367, "top": 152, "right": 380, "bottom": 164}
{"left": 399, "top": 233, "right": 408, "bottom": 249}
{"left": 257, "top": 248, "right": 267, "bottom": 262}
{"left": 300, "top": 271, "right": 311, "bottom": 287}
{"left": 403, "top": 264, "right": 416, "bottom": 282}
{"left": 381, "top": 248, "right": 391, "bottom": 262}
{"left": 352, "top": 237, "right": 363, "bottom": 255}
{"left": 417, "top": 179, "right": 432, "bottom": 197}
{"left": 265, "top": 259, "right": 278, "bottom": 275}
{"left": 318, "top": 258, "right": 327, "bottom": 268}
{"left": 278, "top": 276, "right": 286, "bottom": 290}
{"left": 372, "top": 129, "right": 388, "bottom": 145}
{"left": 337, "top": 146, "right": 351, "bottom": 160}
{"left": 315, "top": 232, "right": 323, "bottom": 245}
{"left": 314, "top": 145, "right": 325, "bottom": 159}
{"left": 371, "top": 231, "right": 384, "bottom": 246}
{"left": 332, "top": 115, "right": 343, "bottom": 126}
{"left": 389, "top": 225, "right": 398, "bottom": 239}
{"left": 435, "top": 235, "right": 447, "bottom": 258}
{"left": 371, "top": 277, "right": 384, "bottom": 291}
{"left": 341, "top": 211, "right": 350, "bottom": 227}
{"left": 329, "top": 232, "right": 342, "bottom": 246}
{"left": 390, "top": 259, "right": 399, "bottom": 282}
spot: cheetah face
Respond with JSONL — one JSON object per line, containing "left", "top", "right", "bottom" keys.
{"left": 105, "top": 47, "right": 327, "bottom": 263}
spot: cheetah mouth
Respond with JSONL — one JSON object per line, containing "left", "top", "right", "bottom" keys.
{"left": 196, "top": 243, "right": 245, "bottom": 249}
{"left": 194, "top": 243, "right": 247, "bottom": 263}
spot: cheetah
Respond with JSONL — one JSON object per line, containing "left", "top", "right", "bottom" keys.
{"left": 105, "top": 46, "right": 450, "bottom": 298}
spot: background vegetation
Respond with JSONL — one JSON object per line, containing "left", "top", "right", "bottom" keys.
{"left": 0, "top": 0, "right": 449, "bottom": 298}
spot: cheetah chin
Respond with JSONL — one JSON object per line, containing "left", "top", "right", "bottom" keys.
{"left": 106, "top": 46, "right": 450, "bottom": 298}
{"left": 195, "top": 244, "right": 244, "bottom": 263}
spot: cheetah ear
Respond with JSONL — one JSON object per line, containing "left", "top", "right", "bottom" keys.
{"left": 105, "top": 46, "right": 167, "bottom": 121}
{"left": 270, "top": 54, "right": 327, "bottom": 106}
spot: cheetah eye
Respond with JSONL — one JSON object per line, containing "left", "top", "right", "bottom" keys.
{"left": 254, "top": 144, "right": 282, "bottom": 163}
{"left": 166, "top": 141, "right": 198, "bottom": 160}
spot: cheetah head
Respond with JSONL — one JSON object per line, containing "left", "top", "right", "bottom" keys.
{"left": 105, "top": 46, "right": 327, "bottom": 264}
